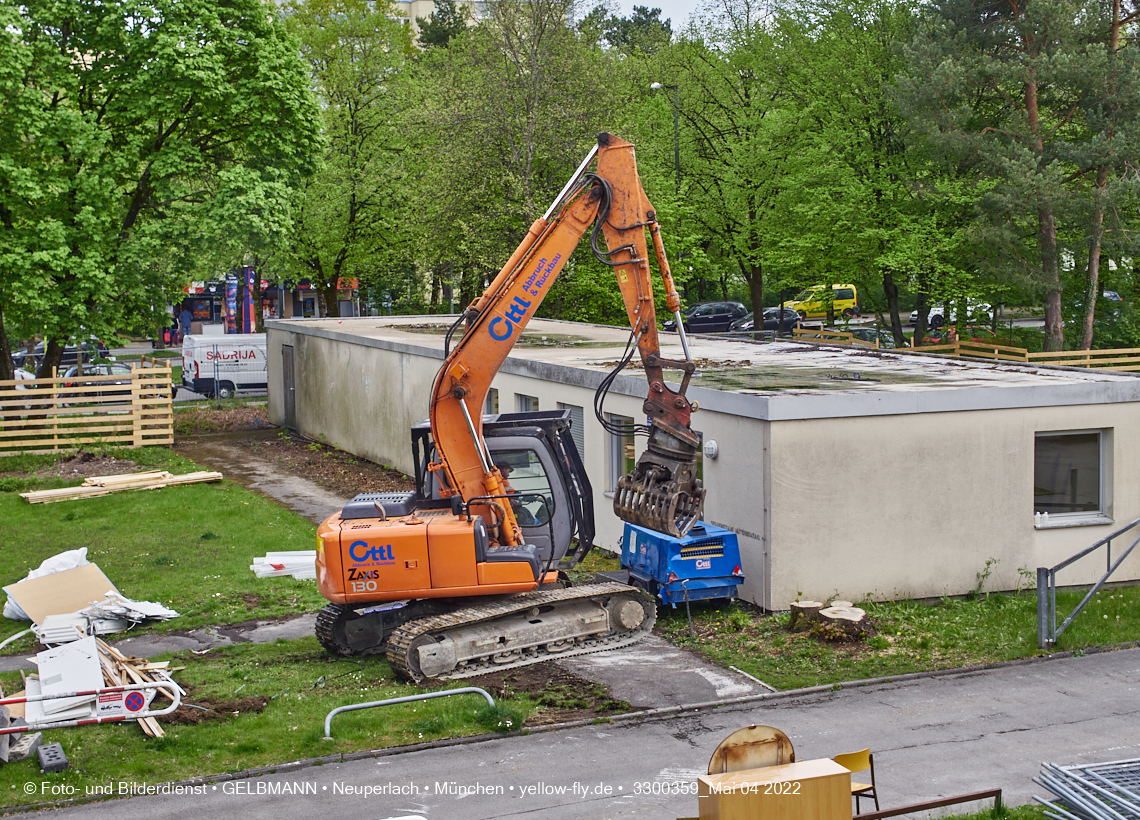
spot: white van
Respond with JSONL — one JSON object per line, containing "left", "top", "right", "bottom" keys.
{"left": 182, "top": 334, "right": 267, "bottom": 399}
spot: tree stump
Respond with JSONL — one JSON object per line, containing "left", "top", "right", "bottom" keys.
{"left": 789, "top": 601, "right": 823, "bottom": 631}
{"left": 817, "top": 606, "right": 867, "bottom": 639}
{"left": 830, "top": 600, "right": 854, "bottom": 608}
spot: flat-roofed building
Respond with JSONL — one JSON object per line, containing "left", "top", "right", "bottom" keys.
{"left": 266, "top": 315, "right": 1140, "bottom": 611}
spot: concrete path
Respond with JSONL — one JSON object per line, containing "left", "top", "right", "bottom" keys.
{"left": 173, "top": 433, "right": 349, "bottom": 525}
{"left": 30, "top": 647, "right": 1140, "bottom": 819}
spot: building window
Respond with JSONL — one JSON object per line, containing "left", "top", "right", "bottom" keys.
{"left": 608, "top": 413, "right": 636, "bottom": 492}
{"left": 1034, "top": 431, "right": 1107, "bottom": 520}
{"left": 557, "top": 402, "right": 585, "bottom": 457}
{"left": 485, "top": 388, "right": 499, "bottom": 415}
{"left": 517, "top": 393, "right": 539, "bottom": 413}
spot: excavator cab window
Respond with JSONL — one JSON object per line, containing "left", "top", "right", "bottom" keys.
{"left": 493, "top": 449, "right": 554, "bottom": 526}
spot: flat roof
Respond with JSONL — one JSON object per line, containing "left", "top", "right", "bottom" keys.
{"left": 266, "top": 316, "right": 1140, "bottom": 421}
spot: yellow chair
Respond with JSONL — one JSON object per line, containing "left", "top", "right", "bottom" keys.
{"left": 834, "top": 748, "right": 879, "bottom": 813}
{"left": 707, "top": 725, "right": 795, "bottom": 774}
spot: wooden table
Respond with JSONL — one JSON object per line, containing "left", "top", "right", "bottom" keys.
{"left": 697, "top": 758, "right": 852, "bottom": 820}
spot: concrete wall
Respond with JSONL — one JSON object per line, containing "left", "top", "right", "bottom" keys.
{"left": 766, "top": 403, "right": 1140, "bottom": 609}
{"left": 268, "top": 318, "right": 1140, "bottom": 612}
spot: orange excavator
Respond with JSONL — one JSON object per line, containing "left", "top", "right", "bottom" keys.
{"left": 314, "top": 134, "right": 705, "bottom": 681}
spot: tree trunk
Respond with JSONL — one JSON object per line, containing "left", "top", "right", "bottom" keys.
{"left": 1040, "top": 206, "right": 1064, "bottom": 351}
{"left": 319, "top": 285, "right": 339, "bottom": 317}
{"left": 0, "top": 309, "right": 13, "bottom": 383}
{"left": 38, "top": 339, "right": 64, "bottom": 379}
{"left": 430, "top": 269, "right": 442, "bottom": 315}
{"left": 1080, "top": 168, "right": 1108, "bottom": 350}
{"left": 912, "top": 290, "right": 930, "bottom": 348}
{"left": 745, "top": 261, "right": 763, "bottom": 322}
{"left": 789, "top": 601, "right": 823, "bottom": 630}
{"left": 1025, "top": 66, "right": 1065, "bottom": 352}
{"left": 882, "top": 271, "right": 904, "bottom": 346}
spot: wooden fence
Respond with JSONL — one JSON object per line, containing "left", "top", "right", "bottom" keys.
{"left": 0, "top": 358, "right": 173, "bottom": 455}
{"left": 1027, "top": 347, "right": 1140, "bottom": 371}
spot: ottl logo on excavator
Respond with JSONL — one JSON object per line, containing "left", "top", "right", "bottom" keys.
{"left": 349, "top": 541, "right": 395, "bottom": 564}
{"left": 488, "top": 296, "right": 532, "bottom": 341}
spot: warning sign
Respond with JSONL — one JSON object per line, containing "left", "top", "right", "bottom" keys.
{"left": 97, "top": 691, "right": 124, "bottom": 717}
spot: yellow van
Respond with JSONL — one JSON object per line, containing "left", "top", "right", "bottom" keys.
{"left": 785, "top": 284, "right": 859, "bottom": 319}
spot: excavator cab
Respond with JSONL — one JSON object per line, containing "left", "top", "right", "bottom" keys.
{"left": 413, "top": 410, "right": 595, "bottom": 567}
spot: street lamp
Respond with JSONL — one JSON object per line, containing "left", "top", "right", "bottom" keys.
{"left": 651, "top": 82, "right": 680, "bottom": 195}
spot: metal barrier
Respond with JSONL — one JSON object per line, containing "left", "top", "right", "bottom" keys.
{"left": 1037, "top": 516, "right": 1140, "bottom": 648}
{"left": 324, "top": 687, "right": 496, "bottom": 738}
{"left": 0, "top": 681, "right": 182, "bottom": 733}
{"left": 853, "top": 788, "right": 1002, "bottom": 820}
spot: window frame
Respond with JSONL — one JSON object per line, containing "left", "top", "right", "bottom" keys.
{"left": 1033, "top": 428, "right": 1113, "bottom": 529}
{"left": 606, "top": 412, "right": 635, "bottom": 495}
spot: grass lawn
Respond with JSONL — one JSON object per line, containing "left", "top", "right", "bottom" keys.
{"left": 945, "top": 807, "right": 1045, "bottom": 820}
{"left": 0, "top": 639, "right": 528, "bottom": 809}
{"left": 0, "top": 447, "right": 325, "bottom": 656}
{"left": 655, "top": 582, "right": 1140, "bottom": 691}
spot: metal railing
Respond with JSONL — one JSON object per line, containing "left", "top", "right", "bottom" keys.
{"left": 324, "top": 687, "right": 495, "bottom": 738}
{"left": 853, "top": 788, "right": 1002, "bottom": 820}
{"left": 1037, "top": 516, "right": 1140, "bottom": 648}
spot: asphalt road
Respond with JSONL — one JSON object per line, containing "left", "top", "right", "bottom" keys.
{"left": 30, "top": 647, "right": 1140, "bottom": 820}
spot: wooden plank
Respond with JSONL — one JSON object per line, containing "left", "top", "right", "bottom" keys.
{"left": 1036, "top": 355, "right": 1140, "bottom": 368}
{"left": 1028, "top": 346, "right": 1140, "bottom": 358}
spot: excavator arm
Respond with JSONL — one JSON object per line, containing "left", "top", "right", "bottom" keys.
{"left": 428, "top": 133, "right": 704, "bottom": 543}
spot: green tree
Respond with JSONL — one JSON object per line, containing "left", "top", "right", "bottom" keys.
{"left": 898, "top": 0, "right": 1140, "bottom": 350}
{"left": 417, "top": 0, "right": 471, "bottom": 49}
{"left": 285, "top": 0, "right": 414, "bottom": 318}
{"left": 0, "top": 0, "right": 320, "bottom": 376}
{"left": 656, "top": 0, "right": 796, "bottom": 315}
{"left": 579, "top": 4, "right": 673, "bottom": 55}
{"left": 412, "top": 0, "right": 623, "bottom": 312}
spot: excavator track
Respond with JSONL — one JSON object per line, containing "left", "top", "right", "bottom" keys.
{"left": 387, "top": 582, "right": 656, "bottom": 683}
{"left": 315, "top": 600, "right": 451, "bottom": 657}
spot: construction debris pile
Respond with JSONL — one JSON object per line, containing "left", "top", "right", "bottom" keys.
{"left": 19, "top": 469, "right": 222, "bottom": 504}
{"left": 4, "top": 549, "right": 178, "bottom": 636}
{"left": 251, "top": 551, "right": 316, "bottom": 580}
{"left": 17, "top": 636, "right": 180, "bottom": 738}
{"left": 1036, "top": 759, "right": 1140, "bottom": 819}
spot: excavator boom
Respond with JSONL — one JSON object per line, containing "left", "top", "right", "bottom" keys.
{"left": 429, "top": 133, "right": 704, "bottom": 539}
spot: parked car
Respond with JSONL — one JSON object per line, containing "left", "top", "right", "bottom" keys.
{"left": 62, "top": 363, "right": 133, "bottom": 401}
{"left": 784, "top": 285, "right": 860, "bottom": 319}
{"left": 11, "top": 339, "right": 111, "bottom": 373}
{"left": 849, "top": 327, "right": 908, "bottom": 349}
{"left": 909, "top": 300, "right": 991, "bottom": 328}
{"left": 729, "top": 308, "right": 802, "bottom": 332}
{"left": 918, "top": 325, "right": 997, "bottom": 346}
{"left": 663, "top": 302, "right": 748, "bottom": 334}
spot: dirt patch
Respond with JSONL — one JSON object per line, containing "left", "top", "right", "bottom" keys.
{"left": 174, "top": 405, "right": 271, "bottom": 436}
{"left": 465, "top": 662, "right": 632, "bottom": 727}
{"left": 241, "top": 594, "right": 263, "bottom": 610}
{"left": 33, "top": 452, "right": 140, "bottom": 479}
{"left": 159, "top": 694, "right": 268, "bottom": 726}
{"left": 234, "top": 433, "right": 414, "bottom": 498}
